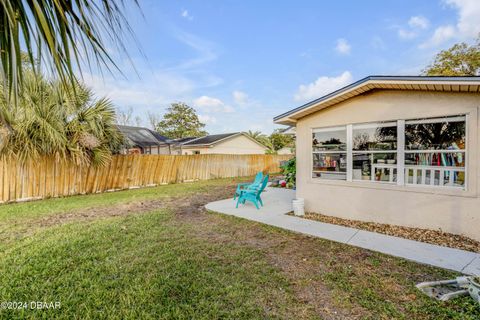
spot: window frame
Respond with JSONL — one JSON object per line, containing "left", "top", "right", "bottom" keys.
{"left": 311, "top": 126, "right": 348, "bottom": 180}
{"left": 311, "top": 114, "right": 467, "bottom": 190}
{"left": 403, "top": 115, "right": 466, "bottom": 188}
{"left": 351, "top": 121, "right": 398, "bottom": 184}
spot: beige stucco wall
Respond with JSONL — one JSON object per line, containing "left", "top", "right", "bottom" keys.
{"left": 295, "top": 90, "right": 480, "bottom": 241}
{"left": 182, "top": 135, "right": 267, "bottom": 155}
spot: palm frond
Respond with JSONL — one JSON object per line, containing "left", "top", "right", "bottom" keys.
{"left": 0, "top": 69, "right": 121, "bottom": 166}
{"left": 0, "top": 0, "right": 140, "bottom": 100}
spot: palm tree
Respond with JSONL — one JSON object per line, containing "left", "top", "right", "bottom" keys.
{"left": 246, "top": 130, "right": 264, "bottom": 141}
{"left": 245, "top": 130, "right": 274, "bottom": 153}
{"left": 0, "top": 70, "right": 122, "bottom": 166}
{"left": 0, "top": 0, "right": 139, "bottom": 99}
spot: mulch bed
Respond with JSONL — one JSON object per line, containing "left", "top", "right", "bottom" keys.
{"left": 297, "top": 212, "right": 480, "bottom": 253}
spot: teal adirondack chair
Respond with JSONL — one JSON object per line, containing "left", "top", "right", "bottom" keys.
{"left": 233, "top": 172, "right": 263, "bottom": 200}
{"left": 236, "top": 175, "right": 269, "bottom": 209}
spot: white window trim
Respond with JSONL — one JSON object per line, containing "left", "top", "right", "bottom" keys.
{"left": 397, "top": 119, "right": 405, "bottom": 186}
{"left": 346, "top": 124, "right": 353, "bottom": 182}
{"left": 311, "top": 114, "right": 467, "bottom": 191}
{"left": 312, "top": 126, "right": 348, "bottom": 180}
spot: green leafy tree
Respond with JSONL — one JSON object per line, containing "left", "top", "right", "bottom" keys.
{"left": 0, "top": 70, "right": 122, "bottom": 166}
{"left": 155, "top": 103, "right": 208, "bottom": 139}
{"left": 423, "top": 36, "right": 480, "bottom": 76}
{"left": 269, "top": 129, "right": 294, "bottom": 151}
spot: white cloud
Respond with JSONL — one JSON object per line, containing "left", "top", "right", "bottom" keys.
{"left": 421, "top": 25, "right": 456, "bottom": 48}
{"left": 398, "top": 29, "right": 417, "bottom": 39}
{"left": 446, "top": 0, "right": 480, "bottom": 38}
{"left": 397, "top": 15, "right": 430, "bottom": 40}
{"left": 294, "top": 71, "right": 353, "bottom": 102}
{"left": 84, "top": 71, "right": 194, "bottom": 109}
{"left": 408, "top": 16, "right": 429, "bottom": 29}
{"left": 181, "top": 9, "right": 193, "bottom": 20}
{"left": 193, "top": 96, "right": 234, "bottom": 113}
{"left": 421, "top": 0, "right": 480, "bottom": 47}
{"left": 335, "top": 38, "right": 351, "bottom": 55}
{"left": 198, "top": 114, "right": 217, "bottom": 124}
{"left": 232, "top": 90, "right": 249, "bottom": 105}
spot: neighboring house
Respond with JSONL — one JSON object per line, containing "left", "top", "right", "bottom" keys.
{"left": 280, "top": 126, "right": 296, "bottom": 136}
{"left": 277, "top": 146, "right": 295, "bottom": 155}
{"left": 117, "top": 125, "right": 170, "bottom": 154}
{"left": 274, "top": 75, "right": 480, "bottom": 241}
{"left": 172, "top": 132, "right": 268, "bottom": 155}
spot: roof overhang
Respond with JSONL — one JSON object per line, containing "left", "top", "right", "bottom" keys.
{"left": 274, "top": 76, "right": 480, "bottom": 126}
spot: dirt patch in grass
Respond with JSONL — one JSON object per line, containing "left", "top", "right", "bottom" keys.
{"left": 34, "top": 184, "right": 236, "bottom": 228}
{"left": 296, "top": 212, "right": 480, "bottom": 253}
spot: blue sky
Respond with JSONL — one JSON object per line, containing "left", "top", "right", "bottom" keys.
{"left": 84, "top": 0, "right": 480, "bottom": 134}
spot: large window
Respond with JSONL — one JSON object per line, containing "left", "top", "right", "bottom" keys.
{"left": 312, "top": 127, "right": 347, "bottom": 180}
{"left": 312, "top": 115, "right": 467, "bottom": 189}
{"left": 352, "top": 122, "right": 397, "bottom": 183}
{"left": 405, "top": 116, "right": 466, "bottom": 187}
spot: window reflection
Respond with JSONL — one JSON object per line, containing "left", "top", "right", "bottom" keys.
{"left": 405, "top": 118, "right": 465, "bottom": 150}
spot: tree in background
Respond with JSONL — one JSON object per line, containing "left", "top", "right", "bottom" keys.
{"left": 117, "top": 107, "right": 134, "bottom": 126}
{"left": 147, "top": 112, "right": 161, "bottom": 130}
{"left": 0, "top": 70, "right": 122, "bottom": 166}
{"left": 423, "top": 36, "right": 480, "bottom": 76}
{"left": 155, "top": 103, "right": 208, "bottom": 139}
{"left": 245, "top": 130, "right": 272, "bottom": 149}
{"left": 117, "top": 107, "right": 142, "bottom": 127}
{"left": 245, "top": 130, "right": 265, "bottom": 141}
{"left": 269, "top": 129, "right": 294, "bottom": 151}
{"left": 245, "top": 129, "right": 294, "bottom": 154}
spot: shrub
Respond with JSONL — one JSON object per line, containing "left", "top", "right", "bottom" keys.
{"left": 280, "top": 157, "right": 296, "bottom": 187}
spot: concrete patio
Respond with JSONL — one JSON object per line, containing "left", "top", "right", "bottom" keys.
{"left": 206, "top": 187, "right": 480, "bottom": 276}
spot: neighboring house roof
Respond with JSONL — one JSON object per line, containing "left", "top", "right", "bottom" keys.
{"left": 117, "top": 125, "right": 169, "bottom": 148}
{"left": 274, "top": 75, "right": 480, "bottom": 126}
{"left": 180, "top": 132, "right": 267, "bottom": 149}
{"left": 170, "top": 137, "right": 198, "bottom": 144}
{"left": 280, "top": 126, "right": 296, "bottom": 135}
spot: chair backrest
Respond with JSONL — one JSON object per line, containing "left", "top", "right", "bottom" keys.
{"left": 256, "top": 174, "right": 269, "bottom": 195}
{"left": 252, "top": 172, "right": 263, "bottom": 185}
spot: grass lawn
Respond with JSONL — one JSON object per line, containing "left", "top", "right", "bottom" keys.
{"left": 0, "top": 178, "right": 478, "bottom": 319}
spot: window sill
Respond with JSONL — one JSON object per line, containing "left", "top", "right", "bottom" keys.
{"left": 307, "top": 178, "right": 477, "bottom": 198}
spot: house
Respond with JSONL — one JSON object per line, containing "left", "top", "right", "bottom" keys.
{"left": 274, "top": 75, "right": 480, "bottom": 241}
{"left": 172, "top": 132, "right": 268, "bottom": 155}
{"left": 277, "top": 146, "right": 295, "bottom": 155}
{"left": 117, "top": 125, "right": 170, "bottom": 154}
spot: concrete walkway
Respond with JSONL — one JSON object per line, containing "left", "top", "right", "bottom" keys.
{"left": 205, "top": 187, "right": 480, "bottom": 276}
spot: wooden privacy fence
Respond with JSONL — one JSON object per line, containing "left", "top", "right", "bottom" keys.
{"left": 0, "top": 154, "right": 292, "bottom": 203}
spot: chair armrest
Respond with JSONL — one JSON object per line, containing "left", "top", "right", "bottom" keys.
{"left": 236, "top": 183, "right": 252, "bottom": 189}
{"left": 237, "top": 183, "right": 251, "bottom": 186}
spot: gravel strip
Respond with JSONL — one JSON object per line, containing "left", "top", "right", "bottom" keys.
{"left": 296, "top": 212, "right": 480, "bottom": 253}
